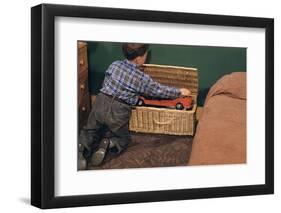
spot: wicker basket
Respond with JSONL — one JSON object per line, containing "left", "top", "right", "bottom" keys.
{"left": 129, "top": 64, "right": 198, "bottom": 136}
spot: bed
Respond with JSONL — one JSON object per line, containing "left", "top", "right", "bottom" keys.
{"left": 188, "top": 72, "right": 247, "bottom": 165}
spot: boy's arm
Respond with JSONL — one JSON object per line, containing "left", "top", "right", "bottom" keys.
{"left": 139, "top": 73, "right": 182, "bottom": 99}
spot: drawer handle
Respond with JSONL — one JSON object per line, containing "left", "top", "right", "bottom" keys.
{"left": 81, "top": 106, "right": 86, "bottom": 111}
{"left": 80, "top": 84, "right": 85, "bottom": 91}
{"left": 79, "top": 59, "right": 84, "bottom": 66}
{"left": 153, "top": 118, "right": 174, "bottom": 125}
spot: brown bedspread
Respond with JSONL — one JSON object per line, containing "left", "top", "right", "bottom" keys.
{"left": 88, "top": 133, "right": 193, "bottom": 170}
{"left": 189, "top": 72, "right": 246, "bottom": 165}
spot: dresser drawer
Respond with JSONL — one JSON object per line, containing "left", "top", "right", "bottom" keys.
{"left": 79, "top": 68, "right": 88, "bottom": 83}
{"left": 79, "top": 93, "right": 91, "bottom": 129}
{"left": 78, "top": 45, "right": 88, "bottom": 73}
{"left": 78, "top": 79, "right": 89, "bottom": 105}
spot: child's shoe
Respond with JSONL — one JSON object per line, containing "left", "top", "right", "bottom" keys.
{"left": 91, "top": 138, "right": 110, "bottom": 166}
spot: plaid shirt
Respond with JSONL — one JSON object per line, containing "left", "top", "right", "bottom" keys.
{"left": 100, "top": 60, "right": 181, "bottom": 105}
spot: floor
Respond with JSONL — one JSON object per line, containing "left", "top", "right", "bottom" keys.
{"left": 88, "top": 132, "right": 193, "bottom": 170}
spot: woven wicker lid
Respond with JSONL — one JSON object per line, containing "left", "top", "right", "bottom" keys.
{"left": 140, "top": 64, "right": 198, "bottom": 95}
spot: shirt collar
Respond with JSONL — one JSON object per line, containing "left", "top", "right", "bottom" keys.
{"left": 124, "top": 59, "right": 139, "bottom": 69}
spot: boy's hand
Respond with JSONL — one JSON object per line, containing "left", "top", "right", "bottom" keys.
{"left": 180, "top": 88, "right": 191, "bottom": 97}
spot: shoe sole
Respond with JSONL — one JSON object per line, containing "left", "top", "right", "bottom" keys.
{"left": 91, "top": 149, "right": 106, "bottom": 166}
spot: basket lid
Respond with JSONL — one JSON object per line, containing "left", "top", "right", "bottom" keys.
{"left": 140, "top": 64, "right": 198, "bottom": 95}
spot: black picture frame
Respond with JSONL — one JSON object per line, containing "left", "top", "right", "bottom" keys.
{"left": 31, "top": 3, "right": 274, "bottom": 209}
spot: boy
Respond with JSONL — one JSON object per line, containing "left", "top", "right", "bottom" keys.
{"left": 80, "top": 43, "right": 191, "bottom": 167}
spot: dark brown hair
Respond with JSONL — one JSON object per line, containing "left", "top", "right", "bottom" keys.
{"left": 122, "top": 43, "right": 149, "bottom": 60}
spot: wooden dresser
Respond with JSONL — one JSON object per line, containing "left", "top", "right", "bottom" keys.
{"left": 78, "top": 42, "right": 91, "bottom": 132}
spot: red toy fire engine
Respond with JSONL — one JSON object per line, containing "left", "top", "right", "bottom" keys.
{"left": 137, "top": 96, "right": 194, "bottom": 110}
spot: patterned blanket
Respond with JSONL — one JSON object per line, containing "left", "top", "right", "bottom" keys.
{"left": 88, "top": 132, "right": 193, "bottom": 170}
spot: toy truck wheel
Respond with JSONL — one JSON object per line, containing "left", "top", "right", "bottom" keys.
{"left": 175, "top": 102, "right": 184, "bottom": 110}
{"left": 137, "top": 99, "right": 145, "bottom": 106}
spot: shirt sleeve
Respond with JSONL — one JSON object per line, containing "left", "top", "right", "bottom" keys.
{"left": 139, "top": 72, "right": 181, "bottom": 99}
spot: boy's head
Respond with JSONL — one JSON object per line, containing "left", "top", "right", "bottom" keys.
{"left": 122, "top": 43, "right": 149, "bottom": 65}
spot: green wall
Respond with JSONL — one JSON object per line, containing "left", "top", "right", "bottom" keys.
{"left": 86, "top": 41, "right": 246, "bottom": 106}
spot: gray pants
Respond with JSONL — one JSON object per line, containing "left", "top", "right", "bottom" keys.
{"left": 80, "top": 92, "right": 132, "bottom": 158}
